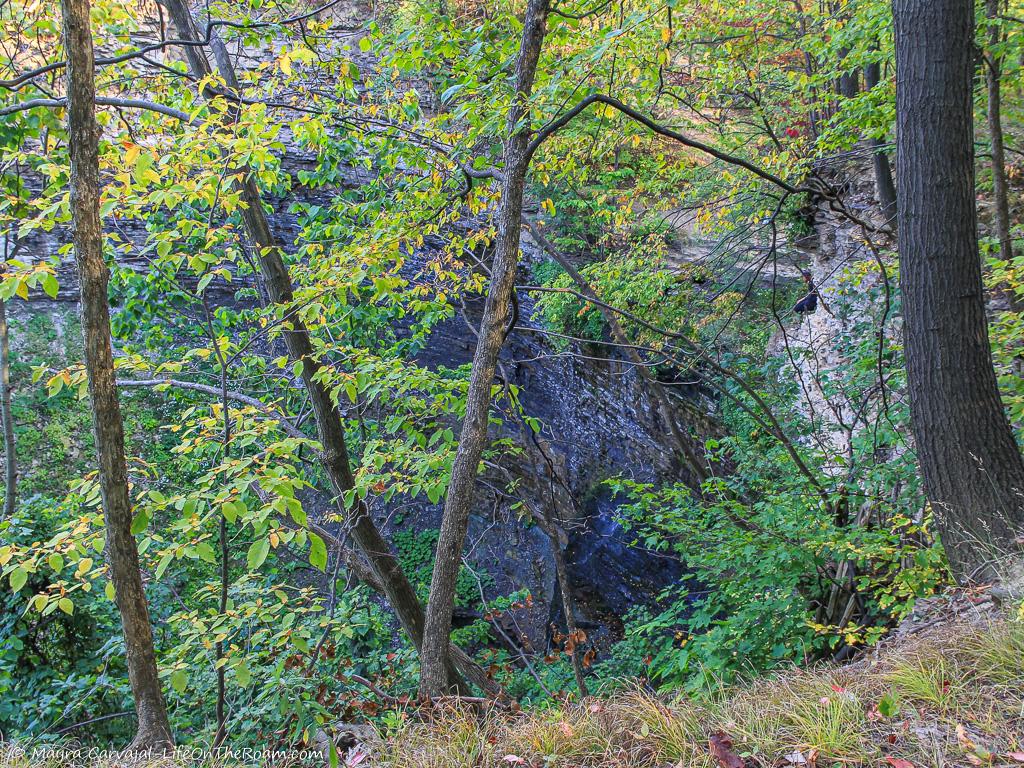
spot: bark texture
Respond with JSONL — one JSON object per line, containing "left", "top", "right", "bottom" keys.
{"left": 161, "top": 0, "right": 494, "bottom": 696}
{"left": 419, "top": 0, "right": 552, "bottom": 697}
{"left": 893, "top": 0, "right": 1024, "bottom": 584}
{"left": 61, "top": 0, "right": 174, "bottom": 749}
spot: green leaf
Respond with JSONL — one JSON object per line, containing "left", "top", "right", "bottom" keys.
{"left": 155, "top": 551, "right": 174, "bottom": 580}
{"left": 247, "top": 537, "right": 270, "bottom": 570}
{"left": 288, "top": 501, "right": 307, "bottom": 527}
{"left": 234, "top": 661, "right": 252, "bottom": 687}
{"left": 309, "top": 532, "right": 327, "bottom": 571}
{"left": 427, "top": 484, "right": 442, "bottom": 504}
{"left": 170, "top": 668, "right": 188, "bottom": 693}
{"left": 878, "top": 692, "right": 900, "bottom": 718}
{"left": 130, "top": 510, "right": 150, "bottom": 535}
{"left": 47, "top": 553, "right": 64, "bottom": 572}
{"left": 222, "top": 501, "right": 238, "bottom": 523}
{"left": 57, "top": 597, "right": 74, "bottom": 615}
{"left": 9, "top": 567, "right": 27, "bottom": 592}
{"left": 41, "top": 273, "right": 59, "bottom": 298}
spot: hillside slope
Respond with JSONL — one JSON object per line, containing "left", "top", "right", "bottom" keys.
{"left": 3, "top": 593, "right": 1021, "bottom": 767}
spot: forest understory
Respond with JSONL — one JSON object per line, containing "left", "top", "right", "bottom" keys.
{"left": 2, "top": 0, "right": 1024, "bottom": 765}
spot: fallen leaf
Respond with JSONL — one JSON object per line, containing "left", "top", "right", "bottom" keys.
{"left": 708, "top": 731, "right": 744, "bottom": 768}
{"left": 1006, "top": 752, "right": 1024, "bottom": 763}
{"left": 956, "top": 724, "right": 976, "bottom": 752}
{"left": 885, "top": 758, "right": 914, "bottom": 768}
{"left": 502, "top": 756, "right": 525, "bottom": 765}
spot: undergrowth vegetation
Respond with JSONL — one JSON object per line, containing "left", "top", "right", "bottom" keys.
{"left": 4, "top": 614, "right": 1022, "bottom": 767}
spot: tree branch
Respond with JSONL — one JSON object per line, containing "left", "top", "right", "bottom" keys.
{"left": 0, "top": 96, "right": 193, "bottom": 122}
{"left": 115, "top": 377, "right": 306, "bottom": 439}
{"left": 525, "top": 93, "right": 800, "bottom": 193}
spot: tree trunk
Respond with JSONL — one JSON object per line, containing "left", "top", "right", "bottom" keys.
{"left": 985, "top": 0, "right": 1014, "bottom": 264}
{"left": 893, "top": 0, "right": 1024, "bottom": 584}
{"left": 418, "top": 0, "right": 552, "bottom": 697}
{"left": 160, "top": 0, "right": 494, "bottom": 696}
{"left": 0, "top": 297, "right": 15, "bottom": 521}
{"left": 549, "top": 522, "right": 588, "bottom": 697}
{"left": 836, "top": 50, "right": 859, "bottom": 100}
{"left": 61, "top": 0, "right": 174, "bottom": 750}
{"left": 863, "top": 59, "right": 897, "bottom": 223}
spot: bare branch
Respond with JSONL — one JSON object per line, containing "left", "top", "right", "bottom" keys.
{"left": 0, "top": 96, "right": 192, "bottom": 122}
{"left": 525, "top": 93, "right": 800, "bottom": 193}
{"left": 115, "top": 377, "right": 306, "bottom": 439}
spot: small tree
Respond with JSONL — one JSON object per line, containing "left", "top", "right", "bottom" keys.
{"left": 61, "top": 0, "right": 174, "bottom": 749}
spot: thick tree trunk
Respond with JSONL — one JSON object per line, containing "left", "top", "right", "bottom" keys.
{"left": 863, "top": 60, "right": 897, "bottom": 223}
{"left": 61, "top": 0, "right": 174, "bottom": 750}
{"left": 985, "top": 0, "right": 1014, "bottom": 264}
{"left": 0, "top": 297, "right": 15, "bottom": 521}
{"left": 418, "top": 0, "right": 552, "bottom": 697}
{"left": 893, "top": 0, "right": 1024, "bottom": 584}
{"left": 161, "top": 0, "right": 493, "bottom": 696}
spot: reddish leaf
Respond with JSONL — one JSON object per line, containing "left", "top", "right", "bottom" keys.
{"left": 885, "top": 758, "right": 914, "bottom": 768}
{"left": 1007, "top": 753, "right": 1024, "bottom": 763}
{"left": 708, "top": 731, "right": 744, "bottom": 768}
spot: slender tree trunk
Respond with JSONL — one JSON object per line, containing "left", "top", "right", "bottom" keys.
{"left": 160, "top": 0, "right": 494, "bottom": 696}
{"left": 0, "top": 297, "right": 15, "bottom": 521}
{"left": 524, "top": 428, "right": 589, "bottom": 698}
{"left": 419, "top": 0, "right": 552, "bottom": 697}
{"left": 893, "top": 0, "right": 1024, "bottom": 584}
{"left": 549, "top": 524, "right": 588, "bottom": 697}
{"left": 61, "top": 0, "right": 174, "bottom": 750}
{"left": 985, "top": 0, "right": 1014, "bottom": 264}
{"left": 863, "top": 59, "right": 897, "bottom": 223}
{"left": 205, "top": 302, "right": 230, "bottom": 748}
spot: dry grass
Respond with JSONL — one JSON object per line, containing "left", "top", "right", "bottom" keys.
{"left": 378, "top": 615, "right": 1024, "bottom": 767}
{"left": 4, "top": 616, "right": 1024, "bottom": 767}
